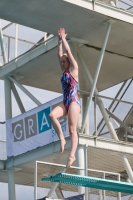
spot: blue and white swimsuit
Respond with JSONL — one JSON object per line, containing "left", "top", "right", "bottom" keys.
{"left": 60, "top": 70, "right": 80, "bottom": 112}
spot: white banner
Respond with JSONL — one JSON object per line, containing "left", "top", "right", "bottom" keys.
{"left": 6, "top": 96, "right": 69, "bottom": 157}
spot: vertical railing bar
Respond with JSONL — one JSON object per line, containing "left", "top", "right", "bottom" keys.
{"left": 103, "top": 172, "right": 106, "bottom": 200}
{"left": 15, "top": 24, "right": 18, "bottom": 58}
{"left": 94, "top": 95, "right": 97, "bottom": 136}
{"left": 0, "top": 21, "right": 7, "bottom": 64}
{"left": 81, "top": 21, "right": 112, "bottom": 132}
{"left": 34, "top": 160, "right": 37, "bottom": 200}
{"left": 8, "top": 37, "right": 10, "bottom": 62}
{"left": 117, "top": 174, "right": 121, "bottom": 200}
{"left": 84, "top": 144, "right": 88, "bottom": 200}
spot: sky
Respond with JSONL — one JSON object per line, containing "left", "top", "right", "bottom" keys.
{"left": 0, "top": 19, "right": 130, "bottom": 200}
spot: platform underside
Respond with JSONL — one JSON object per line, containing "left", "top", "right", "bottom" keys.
{"left": 0, "top": 1, "right": 133, "bottom": 92}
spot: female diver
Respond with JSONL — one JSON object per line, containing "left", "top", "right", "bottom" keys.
{"left": 49, "top": 28, "right": 80, "bottom": 168}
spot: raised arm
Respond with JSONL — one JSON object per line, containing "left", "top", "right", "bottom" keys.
{"left": 58, "top": 30, "right": 63, "bottom": 59}
{"left": 58, "top": 29, "right": 64, "bottom": 70}
{"left": 59, "top": 28, "right": 78, "bottom": 71}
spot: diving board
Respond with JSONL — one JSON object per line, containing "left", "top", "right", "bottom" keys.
{"left": 42, "top": 173, "right": 133, "bottom": 194}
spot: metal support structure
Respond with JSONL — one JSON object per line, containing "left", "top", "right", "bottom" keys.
{"left": 121, "top": 155, "right": 133, "bottom": 182}
{"left": 112, "top": 117, "right": 120, "bottom": 128}
{"left": 82, "top": 94, "right": 89, "bottom": 135}
{"left": 70, "top": 41, "right": 89, "bottom": 135}
{"left": 106, "top": 109, "right": 133, "bottom": 136}
{"left": 76, "top": 30, "right": 133, "bottom": 187}
{"left": 94, "top": 95, "right": 97, "bottom": 136}
{"left": 34, "top": 161, "right": 37, "bottom": 200}
{"left": 15, "top": 24, "right": 18, "bottom": 58}
{"left": 44, "top": 32, "right": 47, "bottom": 41}
{"left": 34, "top": 161, "right": 69, "bottom": 200}
{"left": 99, "top": 190, "right": 102, "bottom": 200}
{"left": 117, "top": 174, "right": 121, "bottom": 200}
{"left": 76, "top": 145, "right": 85, "bottom": 194}
{"left": 47, "top": 161, "right": 67, "bottom": 198}
{"left": 4, "top": 34, "right": 38, "bottom": 45}
{"left": 80, "top": 20, "right": 112, "bottom": 133}
{"left": 55, "top": 188, "right": 64, "bottom": 199}
{"left": 77, "top": 45, "right": 118, "bottom": 141}
{"left": 11, "top": 82, "right": 25, "bottom": 113}
{"left": 4, "top": 78, "right": 12, "bottom": 120}
{"left": 7, "top": 168, "right": 16, "bottom": 200}
{"left": 2, "top": 22, "right": 13, "bottom": 31}
{"left": 115, "top": 0, "right": 118, "bottom": 7}
{"left": 84, "top": 144, "right": 88, "bottom": 200}
{"left": 129, "top": 195, "right": 133, "bottom": 200}
{"left": 0, "top": 21, "right": 7, "bottom": 64}
{"left": 125, "top": 130, "right": 128, "bottom": 142}
{"left": 5, "top": 78, "right": 16, "bottom": 200}
{"left": 8, "top": 37, "right": 10, "bottom": 62}
{"left": 96, "top": 80, "right": 128, "bottom": 134}
{"left": 9, "top": 76, "right": 42, "bottom": 106}
{"left": 103, "top": 172, "right": 106, "bottom": 200}
{"left": 97, "top": 78, "right": 132, "bottom": 135}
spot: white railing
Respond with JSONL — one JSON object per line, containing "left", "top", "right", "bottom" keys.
{"left": 0, "top": 22, "right": 50, "bottom": 65}
{"left": 91, "top": 0, "right": 133, "bottom": 13}
{"left": 35, "top": 160, "right": 121, "bottom": 200}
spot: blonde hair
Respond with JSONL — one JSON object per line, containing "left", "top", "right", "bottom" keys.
{"left": 62, "top": 53, "right": 70, "bottom": 62}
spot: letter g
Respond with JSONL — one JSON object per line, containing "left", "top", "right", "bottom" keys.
{"left": 14, "top": 124, "right": 23, "bottom": 140}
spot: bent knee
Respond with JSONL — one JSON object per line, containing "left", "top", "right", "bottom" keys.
{"left": 69, "top": 126, "right": 76, "bottom": 135}
{"left": 49, "top": 112, "right": 55, "bottom": 120}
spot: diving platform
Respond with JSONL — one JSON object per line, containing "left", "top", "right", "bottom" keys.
{"left": 42, "top": 173, "right": 133, "bottom": 194}
{"left": 2, "top": 135, "right": 133, "bottom": 186}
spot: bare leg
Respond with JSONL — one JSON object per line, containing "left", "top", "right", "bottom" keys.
{"left": 66, "top": 102, "right": 80, "bottom": 168}
{"left": 49, "top": 103, "right": 67, "bottom": 153}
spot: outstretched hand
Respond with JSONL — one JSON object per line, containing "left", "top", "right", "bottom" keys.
{"left": 58, "top": 28, "right": 67, "bottom": 40}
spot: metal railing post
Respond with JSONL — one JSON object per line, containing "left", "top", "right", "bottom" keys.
{"left": 44, "top": 32, "right": 47, "bottom": 41}
{"left": 34, "top": 161, "right": 37, "bottom": 200}
{"left": 77, "top": 46, "right": 118, "bottom": 140}
{"left": 4, "top": 78, "right": 12, "bottom": 119}
{"left": 80, "top": 21, "right": 112, "bottom": 133}
{"left": 117, "top": 174, "right": 121, "bottom": 200}
{"left": 115, "top": 0, "right": 118, "bottom": 7}
{"left": 7, "top": 168, "right": 16, "bottom": 200}
{"left": 94, "top": 95, "right": 97, "bottom": 136}
{"left": 15, "top": 24, "right": 18, "bottom": 58}
{"left": 84, "top": 144, "right": 88, "bottom": 200}
{"left": 103, "top": 172, "right": 106, "bottom": 200}
{"left": 47, "top": 159, "right": 68, "bottom": 197}
{"left": 0, "top": 21, "right": 7, "bottom": 64}
{"left": 8, "top": 37, "right": 10, "bottom": 62}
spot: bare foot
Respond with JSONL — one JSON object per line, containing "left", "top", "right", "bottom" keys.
{"left": 60, "top": 139, "right": 67, "bottom": 153}
{"left": 66, "top": 156, "right": 76, "bottom": 168}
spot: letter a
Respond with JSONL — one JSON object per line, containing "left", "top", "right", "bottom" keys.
{"left": 40, "top": 112, "right": 50, "bottom": 131}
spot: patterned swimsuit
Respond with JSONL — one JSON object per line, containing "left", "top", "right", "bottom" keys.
{"left": 60, "top": 70, "right": 80, "bottom": 112}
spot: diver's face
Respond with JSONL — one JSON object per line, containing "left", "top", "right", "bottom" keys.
{"left": 60, "top": 56, "right": 70, "bottom": 71}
